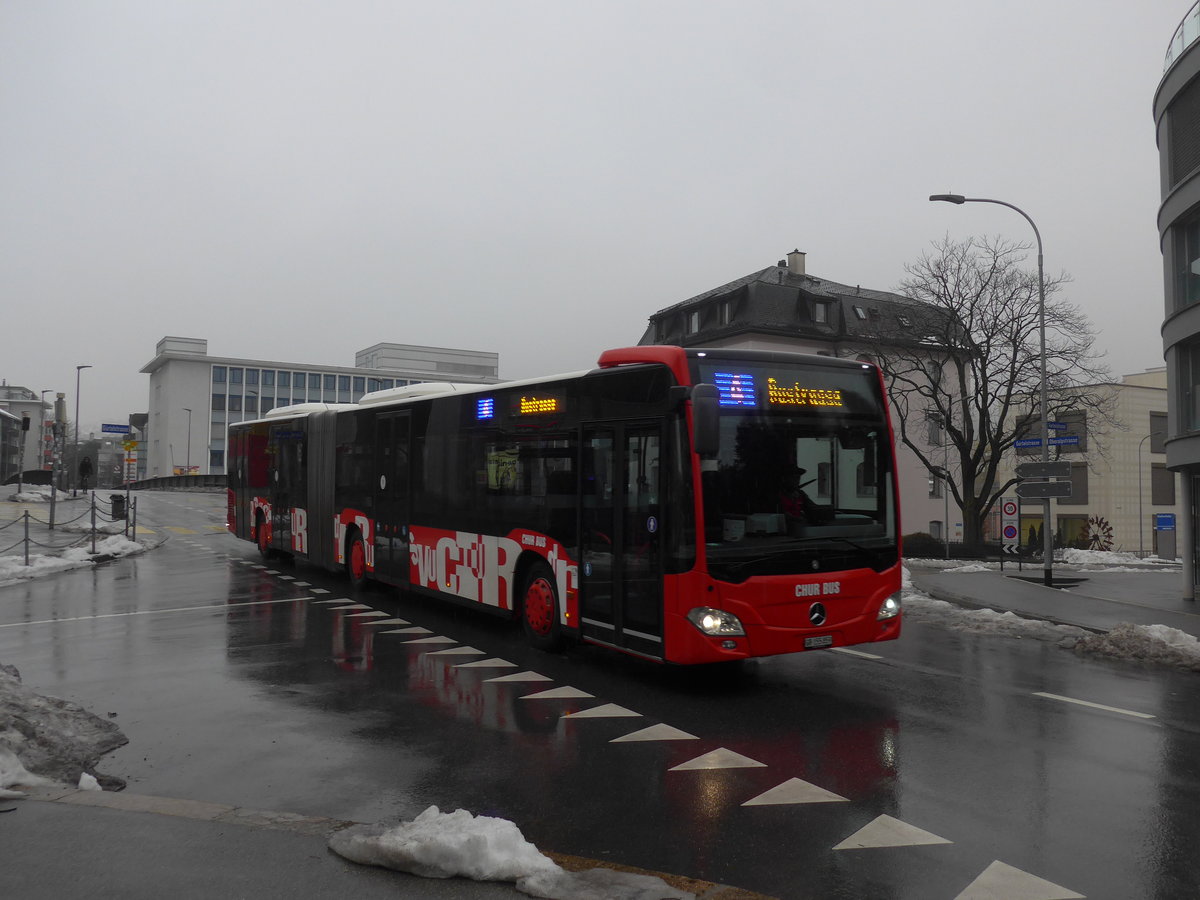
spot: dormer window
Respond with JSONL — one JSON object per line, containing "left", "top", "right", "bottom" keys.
{"left": 719, "top": 300, "right": 732, "bottom": 326}
{"left": 687, "top": 310, "right": 701, "bottom": 334}
{"left": 814, "top": 301, "right": 831, "bottom": 324}
{"left": 852, "top": 306, "right": 867, "bottom": 320}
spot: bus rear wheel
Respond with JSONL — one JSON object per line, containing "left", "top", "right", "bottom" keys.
{"left": 346, "top": 529, "right": 368, "bottom": 591}
{"left": 520, "top": 562, "right": 563, "bottom": 652}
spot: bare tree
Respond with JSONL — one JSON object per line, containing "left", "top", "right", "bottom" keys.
{"left": 864, "top": 235, "right": 1114, "bottom": 550}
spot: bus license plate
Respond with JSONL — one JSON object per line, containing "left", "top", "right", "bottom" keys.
{"left": 805, "top": 635, "right": 833, "bottom": 649}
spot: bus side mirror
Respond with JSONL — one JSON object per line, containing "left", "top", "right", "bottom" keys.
{"left": 692, "top": 384, "right": 719, "bottom": 458}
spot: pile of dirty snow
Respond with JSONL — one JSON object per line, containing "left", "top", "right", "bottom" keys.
{"left": 0, "top": 535, "right": 146, "bottom": 584}
{"left": 0, "top": 662, "right": 127, "bottom": 793}
{"left": 58, "top": 520, "right": 127, "bottom": 535}
{"left": 1071, "top": 624, "right": 1200, "bottom": 670}
{"left": 330, "top": 806, "right": 693, "bottom": 899}
{"left": 901, "top": 590, "right": 1088, "bottom": 642}
{"left": 7, "top": 487, "right": 57, "bottom": 503}
{"left": 1059, "top": 548, "right": 1178, "bottom": 568}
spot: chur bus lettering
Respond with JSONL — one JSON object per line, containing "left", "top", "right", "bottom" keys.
{"left": 227, "top": 346, "right": 903, "bottom": 664}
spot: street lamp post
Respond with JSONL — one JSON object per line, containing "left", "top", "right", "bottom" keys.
{"left": 929, "top": 193, "right": 1054, "bottom": 586}
{"left": 72, "top": 365, "right": 92, "bottom": 496}
{"left": 1139, "top": 432, "right": 1165, "bottom": 558}
{"left": 183, "top": 408, "right": 192, "bottom": 474}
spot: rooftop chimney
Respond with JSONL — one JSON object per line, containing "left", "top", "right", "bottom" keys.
{"left": 787, "top": 249, "right": 806, "bottom": 277}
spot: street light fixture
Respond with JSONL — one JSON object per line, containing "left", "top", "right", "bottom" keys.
{"left": 929, "top": 193, "right": 1054, "bottom": 586}
{"left": 183, "top": 408, "right": 192, "bottom": 474}
{"left": 1139, "top": 432, "right": 1165, "bottom": 558}
{"left": 72, "top": 365, "right": 92, "bottom": 496}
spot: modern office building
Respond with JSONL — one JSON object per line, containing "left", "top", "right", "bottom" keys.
{"left": 1155, "top": 6, "right": 1200, "bottom": 595}
{"left": 139, "top": 337, "right": 500, "bottom": 478}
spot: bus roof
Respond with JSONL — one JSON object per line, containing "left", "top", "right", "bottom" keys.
{"left": 355, "top": 370, "right": 593, "bottom": 410}
{"left": 357, "top": 382, "right": 490, "bottom": 406}
{"left": 260, "top": 402, "right": 358, "bottom": 420}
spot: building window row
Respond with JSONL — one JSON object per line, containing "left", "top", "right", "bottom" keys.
{"left": 213, "top": 367, "right": 405, "bottom": 408}
{"left": 204, "top": 366, "right": 417, "bottom": 474}
{"left": 212, "top": 366, "right": 399, "bottom": 396}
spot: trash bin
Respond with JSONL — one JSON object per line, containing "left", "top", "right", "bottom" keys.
{"left": 110, "top": 494, "right": 126, "bottom": 520}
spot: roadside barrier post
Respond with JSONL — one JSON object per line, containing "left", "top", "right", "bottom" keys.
{"left": 90, "top": 494, "right": 97, "bottom": 554}
{"left": 24, "top": 511, "right": 30, "bottom": 567}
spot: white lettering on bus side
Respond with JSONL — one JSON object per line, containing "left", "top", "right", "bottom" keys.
{"left": 291, "top": 508, "right": 307, "bottom": 554}
{"left": 409, "top": 526, "right": 521, "bottom": 609}
{"left": 545, "top": 540, "right": 578, "bottom": 623}
{"left": 252, "top": 497, "right": 272, "bottom": 542}
{"left": 413, "top": 540, "right": 439, "bottom": 588}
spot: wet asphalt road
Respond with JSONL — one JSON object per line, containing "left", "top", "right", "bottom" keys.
{"left": 2, "top": 492, "right": 1199, "bottom": 899}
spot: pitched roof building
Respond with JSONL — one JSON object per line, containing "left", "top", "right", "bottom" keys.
{"left": 640, "top": 250, "right": 930, "bottom": 354}
{"left": 640, "top": 250, "right": 959, "bottom": 544}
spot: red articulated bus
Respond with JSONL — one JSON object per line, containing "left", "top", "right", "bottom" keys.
{"left": 227, "top": 346, "right": 902, "bottom": 664}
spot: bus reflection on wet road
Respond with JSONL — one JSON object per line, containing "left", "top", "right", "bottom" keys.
{"left": 2, "top": 492, "right": 1197, "bottom": 899}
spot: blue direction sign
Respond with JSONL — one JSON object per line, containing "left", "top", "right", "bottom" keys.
{"left": 1014, "top": 438, "right": 1042, "bottom": 448}
{"left": 1156, "top": 513, "right": 1177, "bottom": 531}
{"left": 101, "top": 423, "right": 131, "bottom": 434}
{"left": 1048, "top": 435, "right": 1080, "bottom": 446}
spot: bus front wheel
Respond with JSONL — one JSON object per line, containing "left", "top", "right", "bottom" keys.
{"left": 346, "top": 529, "right": 368, "bottom": 591}
{"left": 520, "top": 562, "right": 563, "bottom": 652}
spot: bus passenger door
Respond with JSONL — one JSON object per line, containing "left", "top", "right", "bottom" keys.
{"left": 268, "top": 424, "right": 299, "bottom": 553}
{"left": 372, "top": 412, "right": 410, "bottom": 586}
{"left": 579, "top": 423, "right": 663, "bottom": 659}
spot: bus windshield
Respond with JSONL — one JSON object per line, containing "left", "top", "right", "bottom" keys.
{"left": 694, "top": 358, "right": 897, "bottom": 582}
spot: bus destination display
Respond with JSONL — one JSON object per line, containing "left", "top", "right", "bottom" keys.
{"left": 712, "top": 370, "right": 846, "bottom": 410}
{"left": 474, "top": 394, "right": 563, "bottom": 421}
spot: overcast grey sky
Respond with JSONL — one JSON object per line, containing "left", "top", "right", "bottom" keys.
{"left": 0, "top": 1, "right": 1186, "bottom": 429}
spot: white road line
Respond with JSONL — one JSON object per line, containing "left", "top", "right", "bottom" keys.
{"left": 0, "top": 597, "right": 310, "bottom": 629}
{"left": 1033, "top": 691, "right": 1155, "bottom": 720}
{"left": 831, "top": 647, "right": 883, "bottom": 660}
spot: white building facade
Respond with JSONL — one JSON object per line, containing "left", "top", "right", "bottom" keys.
{"left": 139, "top": 336, "right": 500, "bottom": 478}
{"left": 0, "top": 384, "right": 53, "bottom": 479}
{"left": 989, "top": 369, "right": 1180, "bottom": 557}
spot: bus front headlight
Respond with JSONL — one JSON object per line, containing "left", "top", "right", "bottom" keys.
{"left": 687, "top": 607, "right": 746, "bottom": 637}
{"left": 877, "top": 592, "right": 902, "bottom": 620}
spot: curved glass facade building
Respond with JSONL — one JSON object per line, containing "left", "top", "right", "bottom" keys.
{"left": 1156, "top": 3, "right": 1200, "bottom": 595}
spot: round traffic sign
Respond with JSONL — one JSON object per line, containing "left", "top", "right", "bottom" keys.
{"left": 1002, "top": 500, "right": 1018, "bottom": 517}
{"left": 1003, "top": 524, "right": 1018, "bottom": 540}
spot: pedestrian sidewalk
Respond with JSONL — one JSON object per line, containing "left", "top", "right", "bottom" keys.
{"left": 1, "top": 785, "right": 764, "bottom": 900}
{"left": 907, "top": 562, "right": 1200, "bottom": 637}
{"left": 0, "top": 489, "right": 162, "bottom": 585}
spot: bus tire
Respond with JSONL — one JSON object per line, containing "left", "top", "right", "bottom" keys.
{"left": 520, "top": 561, "right": 563, "bottom": 652}
{"left": 255, "top": 512, "right": 271, "bottom": 559}
{"left": 346, "top": 528, "right": 368, "bottom": 591}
